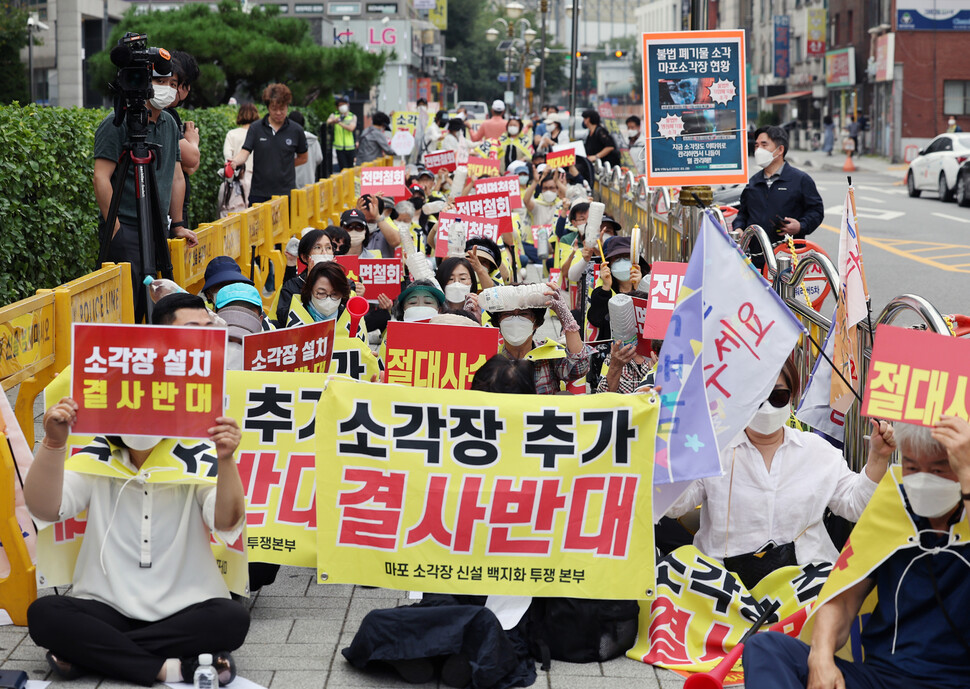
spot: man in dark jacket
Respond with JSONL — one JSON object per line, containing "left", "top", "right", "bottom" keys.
{"left": 732, "top": 126, "right": 824, "bottom": 251}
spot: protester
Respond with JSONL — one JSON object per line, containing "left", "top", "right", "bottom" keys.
{"left": 288, "top": 110, "right": 323, "bottom": 189}
{"left": 356, "top": 111, "right": 395, "bottom": 164}
{"left": 25, "top": 292, "right": 248, "bottom": 687}
{"left": 93, "top": 48, "right": 195, "bottom": 323}
{"left": 471, "top": 100, "right": 509, "bottom": 142}
{"left": 625, "top": 115, "right": 645, "bottom": 175}
{"left": 435, "top": 257, "right": 480, "bottom": 314}
{"left": 323, "top": 226, "right": 351, "bottom": 256}
{"left": 596, "top": 290, "right": 655, "bottom": 394}
{"left": 201, "top": 255, "right": 254, "bottom": 307}
{"left": 222, "top": 103, "right": 259, "bottom": 201}
{"left": 229, "top": 83, "right": 308, "bottom": 206}
{"left": 664, "top": 358, "right": 895, "bottom": 587}
{"left": 276, "top": 229, "right": 334, "bottom": 326}
{"left": 340, "top": 208, "right": 380, "bottom": 258}
{"left": 743, "top": 418, "right": 970, "bottom": 689}
{"left": 500, "top": 117, "right": 530, "bottom": 169}
{"left": 440, "top": 119, "right": 467, "bottom": 153}
{"left": 731, "top": 125, "right": 825, "bottom": 259}
{"left": 392, "top": 280, "right": 446, "bottom": 323}
{"left": 581, "top": 109, "right": 620, "bottom": 167}
{"left": 535, "top": 116, "right": 564, "bottom": 153}
{"left": 585, "top": 235, "right": 646, "bottom": 340}
{"left": 327, "top": 96, "right": 358, "bottom": 171}
{"left": 822, "top": 115, "right": 835, "bottom": 156}
{"left": 422, "top": 110, "right": 448, "bottom": 159}
{"left": 215, "top": 283, "right": 268, "bottom": 370}
{"left": 466, "top": 236, "right": 509, "bottom": 285}
{"left": 353, "top": 197, "right": 401, "bottom": 257}
{"left": 288, "top": 261, "right": 356, "bottom": 331}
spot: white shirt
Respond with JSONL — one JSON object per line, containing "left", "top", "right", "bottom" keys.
{"left": 666, "top": 426, "right": 878, "bottom": 565}
{"left": 47, "top": 450, "right": 242, "bottom": 621}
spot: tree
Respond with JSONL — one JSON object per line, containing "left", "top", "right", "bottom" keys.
{"left": 87, "top": 0, "right": 388, "bottom": 115}
{"left": 0, "top": 1, "right": 29, "bottom": 104}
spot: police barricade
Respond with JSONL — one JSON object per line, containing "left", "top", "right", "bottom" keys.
{"left": 0, "top": 416, "right": 36, "bottom": 625}
{"left": 0, "top": 293, "right": 56, "bottom": 429}
{"left": 169, "top": 222, "right": 226, "bottom": 295}
{"left": 219, "top": 212, "right": 246, "bottom": 268}
{"left": 290, "top": 186, "right": 311, "bottom": 233}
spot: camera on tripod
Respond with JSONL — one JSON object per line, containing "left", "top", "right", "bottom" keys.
{"left": 109, "top": 32, "right": 171, "bottom": 127}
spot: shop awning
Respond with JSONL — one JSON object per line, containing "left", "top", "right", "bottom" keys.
{"left": 765, "top": 90, "right": 812, "bottom": 104}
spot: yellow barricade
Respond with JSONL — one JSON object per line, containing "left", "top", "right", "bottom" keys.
{"left": 309, "top": 178, "right": 334, "bottom": 229}
{"left": 341, "top": 168, "right": 356, "bottom": 209}
{"left": 0, "top": 293, "right": 55, "bottom": 394}
{"left": 268, "top": 195, "right": 290, "bottom": 246}
{"left": 219, "top": 213, "right": 245, "bottom": 263}
{"left": 169, "top": 223, "right": 226, "bottom": 295}
{"left": 290, "top": 186, "right": 311, "bottom": 233}
{"left": 0, "top": 424, "right": 35, "bottom": 625}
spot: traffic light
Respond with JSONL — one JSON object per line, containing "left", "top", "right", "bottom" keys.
{"left": 613, "top": 50, "right": 627, "bottom": 58}
{"left": 575, "top": 50, "right": 584, "bottom": 59}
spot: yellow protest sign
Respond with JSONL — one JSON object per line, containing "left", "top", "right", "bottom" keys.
{"left": 315, "top": 378, "right": 658, "bottom": 598}
{"left": 392, "top": 111, "right": 420, "bottom": 136}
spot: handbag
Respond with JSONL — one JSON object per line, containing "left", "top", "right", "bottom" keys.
{"left": 724, "top": 541, "right": 797, "bottom": 590}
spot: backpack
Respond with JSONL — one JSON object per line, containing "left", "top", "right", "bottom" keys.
{"left": 218, "top": 167, "right": 248, "bottom": 218}
{"left": 527, "top": 597, "right": 640, "bottom": 669}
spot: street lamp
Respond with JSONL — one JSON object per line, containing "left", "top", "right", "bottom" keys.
{"left": 505, "top": 1, "right": 525, "bottom": 19}
{"left": 567, "top": 0, "right": 581, "bottom": 137}
{"left": 26, "top": 14, "right": 49, "bottom": 104}
{"left": 486, "top": 8, "right": 533, "bottom": 113}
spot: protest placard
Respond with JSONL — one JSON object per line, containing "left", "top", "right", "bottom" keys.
{"left": 71, "top": 323, "right": 226, "bottom": 439}
{"left": 553, "top": 139, "right": 586, "bottom": 159}
{"left": 466, "top": 155, "right": 501, "bottom": 179}
{"left": 315, "top": 377, "right": 657, "bottom": 597}
{"left": 630, "top": 296, "right": 652, "bottom": 356}
{"left": 642, "top": 261, "right": 688, "bottom": 339}
{"left": 531, "top": 224, "right": 552, "bottom": 246}
{"left": 546, "top": 148, "right": 577, "bottom": 169}
{"left": 641, "top": 30, "right": 748, "bottom": 186}
{"left": 424, "top": 149, "right": 457, "bottom": 173}
{"left": 454, "top": 191, "right": 513, "bottom": 236}
{"left": 243, "top": 320, "right": 335, "bottom": 373}
{"left": 435, "top": 212, "right": 503, "bottom": 258}
{"left": 336, "top": 256, "right": 403, "bottom": 302}
{"left": 862, "top": 324, "right": 970, "bottom": 426}
{"left": 384, "top": 322, "right": 500, "bottom": 389}
{"left": 360, "top": 166, "right": 408, "bottom": 199}
{"left": 472, "top": 176, "right": 523, "bottom": 209}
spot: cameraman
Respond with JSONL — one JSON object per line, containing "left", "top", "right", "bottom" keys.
{"left": 93, "top": 49, "right": 198, "bottom": 322}
{"left": 167, "top": 50, "right": 201, "bottom": 224}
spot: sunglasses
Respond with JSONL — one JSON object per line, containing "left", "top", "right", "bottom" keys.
{"left": 767, "top": 388, "right": 792, "bottom": 408}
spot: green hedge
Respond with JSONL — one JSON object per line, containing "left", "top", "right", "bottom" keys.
{"left": 0, "top": 103, "right": 255, "bottom": 305}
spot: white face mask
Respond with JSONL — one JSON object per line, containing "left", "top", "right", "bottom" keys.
{"left": 338, "top": 104, "right": 349, "bottom": 114}
{"left": 348, "top": 229, "right": 366, "bottom": 247}
{"left": 309, "top": 254, "right": 335, "bottom": 266}
{"left": 540, "top": 190, "right": 558, "bottom": 204}
{"left": 311, "top": 296, "right": 341, "bottom": 317}
{"left": 747, "top": 399, "right": 790, "bottom": 435}
{"left": 456, "top": 112, "right": 466, "bottom": 120}
{"left": 518, "top": 174, "right": 531, "bottom": 187}
{"left": 902, "top": 472, "right": 962, "bottom": 518}
{"left": 149, "top": 84, "right": 177, "bottom": 110}
{"left": 500, "top": 316, "right": 535, "bottom": 346}
{"left": 444, "top": 282, "right": 471, "bottom": 303}
{"left": 626, "top": 129, "right": 640, "bottom": 139}
{"left": 754, "top": 146, "right": 778, "bottom": 169}
{"left": 120, "top": 435, "right": 163, "bottom": 451}
{"left": 508, "top": 126, "right": 520, "bottom": 137}
{"left": 403, "top": 305, "right": 439, "bottom": 322}
{"left": 610, "top": 258, "right": 632, "bottom": 281}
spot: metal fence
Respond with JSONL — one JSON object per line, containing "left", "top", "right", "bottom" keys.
{"left": 589, "top": 160, "right": 952, "bottom": 472}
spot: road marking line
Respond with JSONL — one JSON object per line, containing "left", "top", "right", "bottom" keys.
{"left": 931, "top": 212, "right": 970, "bottom": 224}
{"left": 921, "top": 252, "right": 970, "bottom": 261}
{"left": 818, "top": 223, "right": 970, "bottom": 274}
{"left": 858, "top": 196, "right": 887, "bottom": 204}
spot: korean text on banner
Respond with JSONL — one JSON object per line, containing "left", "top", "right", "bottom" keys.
{"left": 473, "top": 176, "right": 523, "bottom": 209}
{"left": 360, "top": 166, "right": 408, "bottom": 199}
{"left": 653, "top": 212, "right": 804, "bottom": 517}
{"left": 435, "top": 213, "right": 503, "bottom": 257}
{"left": 862, "top": 325, "right": 970, "bottom": 427}
{"left": 466, "top": 156, "right": 501, "bottom": 179}
{"left": 71, "top": 323, "right": 227, "bottom": 439}
{"left": 630, "top": 297, "right": 653, "bottom": 356}
{"left": 546, "top": 148, "right": 577, "bottom": 170}
{"left": 641, "top": 30, "right": 748, "bottom": 186}
{"left": 243, "top": 320, "right": 335, "bottom": 373}
{"left": 384, "top": 322, "right": 499, "bottom": 389}
{"left": 454, "top": 192, "right": 513, "bottom": 236}
{"left": 315, "top": 378, "right": 658, "bottom": 598}
{"left": 336, "top": 256, "right": 403, "bottom": 301}
{"left": 424, "top": 149, "right": 457, "bottom": 173}
{"left": 642, "top": 261, "right": 688, "bottom": 339}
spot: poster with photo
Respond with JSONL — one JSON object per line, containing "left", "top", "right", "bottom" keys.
{"left": 641, "top": 30, "right": 748, "bottom": 186}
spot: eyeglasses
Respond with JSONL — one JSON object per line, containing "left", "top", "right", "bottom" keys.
{"left": 767, "top": 388, "right": 792, "bottom": 408}
{"left": 313, "top": 290, "right": 338, "bottom": 300}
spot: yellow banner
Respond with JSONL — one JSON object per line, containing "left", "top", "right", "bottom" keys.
{"left": 315, "top": 378, "right": 657, "bottom": 597}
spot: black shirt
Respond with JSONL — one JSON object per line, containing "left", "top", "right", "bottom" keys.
{"left": 585, "top": 124, "right": 621, "bottom": 167}
{"left": 731, "top": 162, "right": 825, "bottom": 243}
{"left": 242, "top": 115, "right": 309, "bottom": 199}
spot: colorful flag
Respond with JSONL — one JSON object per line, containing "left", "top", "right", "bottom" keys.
{"left": 795, "top": 308, "right": 846, "bottom": 443}
{"left": 654, "top": 211, "right": 805, "bottom": 517}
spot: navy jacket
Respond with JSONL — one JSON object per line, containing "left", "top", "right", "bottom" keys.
{"left": 731, "top": 163, "right": 824, "bottom": 242}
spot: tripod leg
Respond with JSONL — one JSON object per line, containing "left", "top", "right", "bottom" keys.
{"left": 98, "top": 154, "right": 131, "bottom": 268}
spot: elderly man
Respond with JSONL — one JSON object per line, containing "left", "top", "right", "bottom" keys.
{"left": 742, "top": 416, "right": 970, "bottom": 689}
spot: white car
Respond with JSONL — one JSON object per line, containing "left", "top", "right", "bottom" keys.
{"left": 906, "top": 132, "right": 970, "bottom": 202}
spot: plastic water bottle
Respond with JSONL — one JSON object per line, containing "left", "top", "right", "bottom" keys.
{"left": 406, "top": 251, "right": 438, "bottom": 288}
{"left": 143, "top": 276, "right": 185, "bottom": 303}
{"left": 193, "top": 654, "right": 217, "bottom": 689}
{"left": 450, "top": 167, "right": 468, "bottom": 200}
{"left": 478, "top": 284, "right": 549, "bottom": 312}
{"left": 584, "top": 202, "right": 605, "bottom": 248}
{"left": 397, "top": 223, "right": 416, "bottom": 257}
{"left": 447, "top": 221, "right": 467, "bottom": 258}
{"left": 608, "top": 293, "right": 639, "bottom": 347}
{"left": 535, "top": 225, "right": 550, "bottom": 259}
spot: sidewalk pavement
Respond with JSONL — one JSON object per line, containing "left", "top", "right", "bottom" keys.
{"left": 786, "top": 148, "right": 908, "bottom": 181}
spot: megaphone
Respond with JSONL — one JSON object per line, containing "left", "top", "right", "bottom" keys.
{"left": 346, "top": 295, "right": 369, "bottom": 339}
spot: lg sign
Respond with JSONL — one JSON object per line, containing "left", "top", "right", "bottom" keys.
{"left": 331, "top": 25, "right": 398, "bottom": 46}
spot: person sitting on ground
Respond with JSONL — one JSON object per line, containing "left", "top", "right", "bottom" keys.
{"left": 466, "top": 236, "right": 510, "bottom": 285}
{"left": 323, "top": 225, "right": 351, "bottom": 256}
{"left": 435, "top": 257, "right": 487, "bottom": 321}
{"left": 664, "top": 357, "right": 895, "bottom": 587}
{"left": 743, "top": 417, "right": 970, "bottom": 689}
{"left": 595, "top": 290, "right": 657, "bottom": 394}
{"left": 25, "top": 293, "right": 249, "bottom": 687}
{"left": 391, "top": 280, "right": 446, "bottom": 323}
{"left": 285, "top": 261, "right": 362, "bottom": 339}
{"left": 200, "top": 256, "right": 273, "bottom": 331}
{"left": 353, "top": 197, "right": 401, "bottom": 258}
{"left": 585, "top": 235, "right": 649, "bottom": 341}
{"left": 276, "top": 229, "right": 334, "bottom": 327}
{"left": 216, "top": 283, "right": 269, "bottom": 370}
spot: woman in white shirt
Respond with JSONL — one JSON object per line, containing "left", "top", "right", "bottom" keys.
{"left": 665, "top": 358, "right": 895, "bottom": 582}
{"left": 222, "top": 103, "right": 259, "bottom": 200}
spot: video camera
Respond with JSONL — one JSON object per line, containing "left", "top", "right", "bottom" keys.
{"left": 109, "top": 32, "right": 170, "bottom": 128}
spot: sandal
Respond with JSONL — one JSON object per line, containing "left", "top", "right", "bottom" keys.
{"left": 46, "top": 651, "right": 85, "bottom": 681}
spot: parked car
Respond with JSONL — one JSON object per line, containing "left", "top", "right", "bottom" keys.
{"left": 456, "top": 101, "right": 488, "bottom": 120}
{"left": 956, "top": 158, "right": 970, "bottom": 207}
{"left": 906, "top": 132, "right": 970, "bottom": 201}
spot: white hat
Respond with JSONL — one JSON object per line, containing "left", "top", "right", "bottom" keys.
{"left": 491, "top": 99, "right": 506, "bottom": 112}
{"left": 507, "top": 160, "right": 529, "bottom": 175}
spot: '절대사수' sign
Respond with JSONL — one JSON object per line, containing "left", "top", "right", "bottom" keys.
{"left": 384, "top": 321, "right": 500, "bottom": 389}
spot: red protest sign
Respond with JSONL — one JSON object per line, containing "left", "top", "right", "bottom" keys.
{"left": 862, "top": 325, "right": 970, "bottom": 427}
{"left": 384, "top": 321, "right": 500, "bottom": 389}
{"left": 642, "top": 261, "right": 688, "bottom": 339}
{"left": 531, "top": 224, "right": 552, "bottom": 245}
{"left": 243, "top": 320, "right": 335, "bottom": 373}
{"left": 71, "top": 323, "right": 226, "bottom": 439}
{"left": 336, "top": 256, "right": 403, "bottom": 301}
{"left": 467, "top": 156, "right": 500, "bottom": 179}
{"left": 631, "top": 296, "right": 653, "bottom": 356}
{"left": 360, "top": 166, "right": 408, "bottom": 198}
{"left": 546, "top": 148, "right": 577, "bottom": 170}
{"left": 473, "top": 176, "right": 523, "bottom": 209}
{"left": 424, "top": 149, "right": 457, "bottom": 173}
{"left": 435, "top": 212, "right": 503, "bottom": 258}
{"left": 454, "top": 191, "right": 513, "bottom": 237}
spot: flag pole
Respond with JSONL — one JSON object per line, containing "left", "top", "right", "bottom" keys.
{"left": 806, "top": 331, "right": 865, "bottom": 405}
